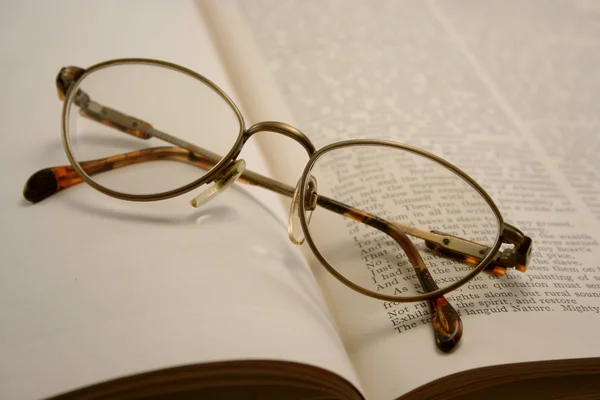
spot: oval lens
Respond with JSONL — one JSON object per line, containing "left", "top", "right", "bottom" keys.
{"left": 65, "top": 61, "right": 241, "bottom": 195}
{"left": 304, "top": 143, "right": 501, "bottom": 299}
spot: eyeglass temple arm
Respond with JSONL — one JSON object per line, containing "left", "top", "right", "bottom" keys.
{"left": 23, "top": 146, "right": 293, "bottom": 203}
{"left": 315, "top": 195, "right": 462, "bottom": 352}
{"left": 389, "top": 222, "right": 532, "bottom": 275}
{"left": 56, "top": 66, "right": 153, "bottom": 141}
{"left": 70, "top": 89, "right": 155, "bottom": 140}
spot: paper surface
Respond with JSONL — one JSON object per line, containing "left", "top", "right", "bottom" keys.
{"left": 0, "top": 1, "right": 356, "bottom": 398}
{"left": 222, "top": 0, "right": 600, "bottom": 398}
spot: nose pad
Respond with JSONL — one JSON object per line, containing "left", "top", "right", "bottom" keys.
{"left": 190, "top": 159, "right": 246, "bottom": 208}
{"left": 287, "top": 176, "right": 317, "bottom": 245}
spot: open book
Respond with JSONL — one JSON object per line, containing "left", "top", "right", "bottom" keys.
{"left": 3, "top": 1, "right": 600, "bottom": 399}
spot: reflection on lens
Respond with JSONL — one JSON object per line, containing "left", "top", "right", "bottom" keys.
{"left": 65, "top": 61, "right": 241, "bottom": 195}
{"left": 304, "top": 143, "right": 500, "bottom": 299}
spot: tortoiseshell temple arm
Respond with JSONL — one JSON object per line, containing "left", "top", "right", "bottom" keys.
{"left": 22, "top": 147, "right": 202, "bottom": 202}
{"left": 316, "top": 196, "right": 462, "bottom": 352}
{"left": 317, "top": 198, "right": 529, "bottom": 349}
{"left": 23, "top": 146, "right": 271, "bottom": 203}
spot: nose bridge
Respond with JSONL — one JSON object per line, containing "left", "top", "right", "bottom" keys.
{"left": 244, "top": 121, "right": 316, "bottom": 156}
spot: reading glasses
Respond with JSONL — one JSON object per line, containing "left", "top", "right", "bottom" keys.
{"left": 24, "top": 59, "right": 532, "bottom": 352}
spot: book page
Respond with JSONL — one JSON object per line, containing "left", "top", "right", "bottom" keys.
{"left": 209, "top": 0, "right": 600, "bottom": 398}
{"left": 199, "top": 1, "right": 314, "bottom": 200}
{"left": 0, "top": 1, "right": 360, "bottom": 398}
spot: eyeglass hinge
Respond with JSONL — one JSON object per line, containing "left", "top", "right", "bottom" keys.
{"left": 486, "top": 226, "right": 532, "bottom": 276}
{"left": 56, "top": 66, "right": 85, "bottom": 101}
{"left": 500, "top": 224, "right": 533, "bottom": 273}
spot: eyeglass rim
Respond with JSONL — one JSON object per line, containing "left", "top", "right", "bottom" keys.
{"left": 297, "top": 139, "right": 506, "bottom": 302}
{"left": 61, "top": 58, "right": 247, "bottom": 202}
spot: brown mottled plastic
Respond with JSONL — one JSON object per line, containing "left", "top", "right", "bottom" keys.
{"left": 23, "top": 147, "right": 216, "bottom": 203}
{"left": 428, "top": 296, "right": 463, "bottom": 352}
{"left": 316, "top": 195, "right": 463, "bottom": 352}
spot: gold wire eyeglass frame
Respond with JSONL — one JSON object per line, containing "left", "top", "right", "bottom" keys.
{"left": 24, "top": 58, "right": 533, "bottom": 352}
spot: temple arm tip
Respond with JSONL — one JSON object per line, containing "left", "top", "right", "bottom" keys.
{"left": 23, "top": 168, "right": 58, "bottom": 203}
{"left": 429, "top": 296, "right": 463, "bottom": 353}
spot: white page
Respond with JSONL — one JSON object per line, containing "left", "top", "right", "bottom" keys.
{"left": 200, "top": 1, "right": 313, "bottom": 200}
{"left": 212, "top": 0, "right": 600, "bottom": 398}
{"left": 0, "top": 1, "right": 358, "bottom": 398}
{"left": 199, "top": 0, "right": 366, "bottom": 392}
